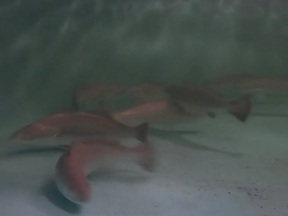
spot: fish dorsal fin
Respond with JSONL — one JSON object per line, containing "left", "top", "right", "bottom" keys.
{"left": 85, "top": 109, "right": 114, "bottom": 119}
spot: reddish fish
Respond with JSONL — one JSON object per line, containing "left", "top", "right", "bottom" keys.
{"left": 164, "top": 84, "right": 251, "bottom": 122}
{"left": 75, "top": 82, "right": 168, "bottom": 110}
{"left": 55, "top": 139, "right": 154, "bottom": 204}
{"left": 76, "top": 82, "right": 168, "bottom": 105}
{"left": 10, "top": 110, "right": 149, "bottom": 142}
{"left": 127, "top": 83, "right": 168, "bottom": 103}
{"left": 76, "top": 83, "right": 128, "bottom": 103}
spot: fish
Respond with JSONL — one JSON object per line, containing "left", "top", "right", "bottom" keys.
{"left": 163, "top": 84, "right": 251, "bottom": 122}
{"left": 127, "top": 83, "right": 168, "bottom": 103}
{"left": 205, "top": 74, "right": 288, "bottom": 99}
{"left": 55, "top": 139, "right": 155, "bottom": 204}
{"left": 112, "top": 100, "right": 208, "bottom": 126}
{"left": 10, "top": 110, "right": 149, "bottom": 142}
{"left": 75, "top": 82, "right": 167, "bottom": 109}
{"left": 76, "top": 83, "right": 128, "bottom": 108}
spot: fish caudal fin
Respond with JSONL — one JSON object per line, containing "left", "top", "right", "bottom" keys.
{"left": 137, "top": 142, "right": 155, "bottom": 172}
{"left": 228, "top": 94, "right": 251, "bottom": 122}
{"left": 135, "top": 122, "right": 149, "bottom": 142}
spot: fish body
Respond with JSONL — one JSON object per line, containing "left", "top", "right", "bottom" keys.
{"left": 10, "top": 110, "right": 149, "bottom": 142}
{"left": 76, "top": 83, "right": 128, "bottom": 103}
{"left": 55, "top": 139, "right": 154, "bottom": 204}
{"left": 127, "top": 83, "right": 168, "bottom": 103}
{"left": 76, "top": 82, "right": 167, "bottom": 109}
{"left": 164, "top": 84, "right": 251, "bottom": 122}
{"left": 113, "top": 100, "right": 207, "bottom": 126}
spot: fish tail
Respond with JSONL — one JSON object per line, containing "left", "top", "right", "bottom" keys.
{"left": 228, "top": 94, "right": 251, "bottom": 122}
{"left": 136, "top": 141, "right": 156, "bottom": 172}
{"left": 134, "top": 122, "right": 149, "bottom": 142}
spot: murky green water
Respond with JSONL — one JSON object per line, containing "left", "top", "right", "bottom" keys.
{"left": 1, "top": 1, "right": 288, "bottom": 216}
{"left": 1, "top": 0, "right": 288, "bottom": 118}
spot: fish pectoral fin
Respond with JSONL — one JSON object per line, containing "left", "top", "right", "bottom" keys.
{"left": 229, "top": 94, "right": 251, "bottom": 122}
{"left": 169, "top": 99, "right": 187, "bottom": 115}
{"left": 207, "top": 112, "right": 216, "bottom": 118}
{"left": 135, "top": 123, "right": 149, "bottom": 142}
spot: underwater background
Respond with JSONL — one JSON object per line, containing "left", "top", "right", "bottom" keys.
{"left": 1, "top": 0, "right": 288, "bottom": 216}
{"left": 1, "top": 0, "right": 288, "bottom": 119}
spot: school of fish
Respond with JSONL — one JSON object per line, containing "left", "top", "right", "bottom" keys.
{"left": 8, "top": 73, "right": 288, "bottom": 204}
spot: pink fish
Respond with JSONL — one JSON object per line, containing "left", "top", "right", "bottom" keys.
{"left": 10, "top": 110, "right": 149, "bottom": 142}
{"left": 127, "top": 83, "right": 168, "bottom": 103}
{"left": 76, "top": 82, "right": 168, "bottom": 109}
{"left": 55, "top": 139, "right": 154, "bottom": 203}
{"left": 76, "top": 83, "right": 128, "bottom": 103}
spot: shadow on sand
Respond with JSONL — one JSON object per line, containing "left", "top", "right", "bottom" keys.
{"left": 0, "top": 129, "right": 241, "bottom": 214}
{"left": 40, "top": 180, "right": 82, "bottom": 214}
{"left": 40, "top": 168, "right": 149, "bottom": 214}
{"left": 0, "top": 146, "right": 67, "bottom": 162}
{"left": 150, "top": 128, "right": 242, "bottom": 158}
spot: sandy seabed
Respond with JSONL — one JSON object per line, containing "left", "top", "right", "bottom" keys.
{"left": 0, "top": 101, "right": 288, "bottom": 216}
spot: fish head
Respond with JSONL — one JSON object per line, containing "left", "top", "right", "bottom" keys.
{"left": 10, "top": 123, "right": 59, "bottom": 141}
{"left": 55, "top": 155, "right": 91, "bottom": 204}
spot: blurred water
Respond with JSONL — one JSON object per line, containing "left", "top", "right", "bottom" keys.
{"left": 1, "top": 0, "right": 288, "bottom": 215}
{"left": 1, "top": 0, "right": 288, "bottom": 116}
